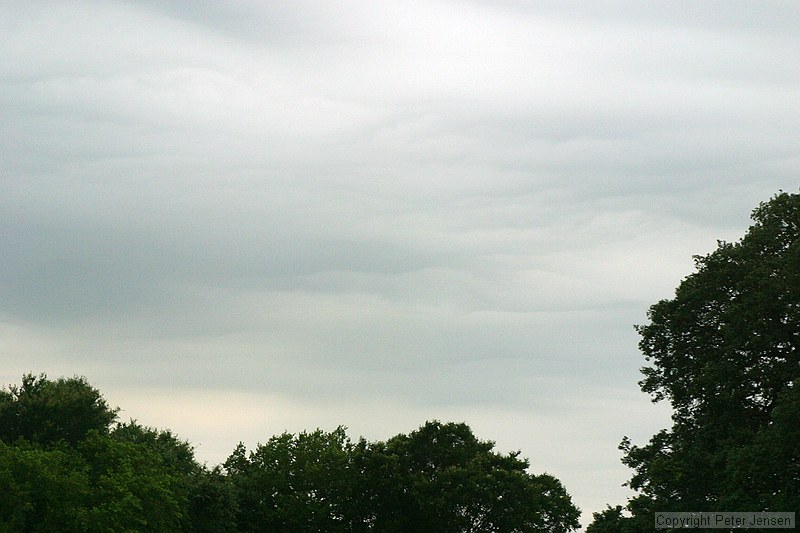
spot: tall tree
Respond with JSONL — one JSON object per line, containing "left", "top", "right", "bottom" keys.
{"left": 589, "top": 191, "right": 800, "bottom": 530}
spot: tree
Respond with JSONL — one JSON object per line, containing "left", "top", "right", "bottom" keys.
{"left": 0, "top": 375, "right": 213, "bottom": 533}
{"left": 0, "top": 440, "right": 89, "bottom": 532}
{"left": 0, "top": 373, "right": 118, "bottom": 446}
{"left": 225, "top": 421, "right": 580, "bottom": 532}
{"left": 589, "top": 191, "right": 800, "bottom": 530}
{"left": 723, "top": 382, "right": 800, "bottom": 510}
{"left": 112, "top": 420, "right": 238, "bottom": 532}
{"left": 585, "top": 506, "right": 637, "bottom": 533}
{"left": 113, "top": 420, "right": 197, "bottom": 476}
{"left": 0, "top": 372, "right": 582, "bottom": 532}
{"left": 78, "top": 429, "right": 190, "bottom": 532}
{"left": 185, "top": 466, "right": 239, "bottom": 533}
{"left": 359, "top": 421, "right": 581, "bottom": 533}
{"left": 224, "top": 427, "right": 358, "bottom": 533}
{"left": 0, "top": 430, "right": 192, "bottom": 533}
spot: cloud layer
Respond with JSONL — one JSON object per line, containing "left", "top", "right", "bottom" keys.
{"left": 2, "top": 0, "right": 798, "bottom": 524}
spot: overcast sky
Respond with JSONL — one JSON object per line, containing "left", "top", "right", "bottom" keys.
{"left": 2, "top": 0, "right": 798, "bottom": 525}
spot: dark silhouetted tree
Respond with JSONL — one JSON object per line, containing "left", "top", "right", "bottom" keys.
{"left": 0, "top": 373, "right": 117, "bottom": 446}
{"left": 588, "top": 191, "right": 800, "bottom": 531}
{"left": 357, "top": 421, "right": 581, "bottom": 533}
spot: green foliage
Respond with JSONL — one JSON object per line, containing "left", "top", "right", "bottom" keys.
{"left": 224, "top": 421, "right": 580, "bottom": 532}
{"left": 0, "top": 440, "right": 89, "bottom": 533}
{"left": 637, "top": 193, "right": 800, "bottom": 426}
{"left": 0, "top": 375, "right": 226, "bottom": 532}
{"left": 225, "top": 427, "right": 357, "bottom": 533}
{"left": 0, "top": 431, "right": 191, "bottom": 533}
{"left": 186, "top": 466, "right": 238, "bottom": 533}
{"left": 111, "top": 420, "right": 238, "bottom": 532}
{"left": 79, "top": 430, "right": 189, "bottom": 532}
{"left": 113, "top": 420, "right": 197, "bottom": 475}
{"left": 724, "top": 382, "right": 800, "bottom": 510}
{"left": 355, "top": 421, "right": 581, "bottom": 533}
{"left": 585, "top": 506, "right": 629, "bottom": 533}
{"left": 0, "top": 373, "right": 118, "bottom": 446}
{"left": 589, "top": 191, "right": 800, "bottom": 530}
{"left": 0, "top": 373, "right": 580, "bottom": 532}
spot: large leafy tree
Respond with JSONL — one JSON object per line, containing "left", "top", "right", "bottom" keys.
{"left": 226, "top": 421, "right": 581, "bottom": 533}
{"left": 78, "top": 430, "right": 189, "bottom": 532}
{"left": 588, "top": 191, "right": 800, "bottom": 530}
{"left": 0, "top": 375, "right": 223, "bottom": 533}
{"left": 0, "top": 372, "right": 582, "bottom": 532}
{"left": 0, "top": 373, "right": 118, "bottom": 446}
{"left": 0, "top": 440, "right": 89, "bottom": 533}
{"left": 112, "top": 421, "right": 238, "bottom": 532}
{"left": 0, "top": 429, "right": 192, "bottom": 533}
{"left": 225, "top": 427, "right": 358, "bottom": 533}
{"left": 358, "top": 421, "right": 581, "bottom": 533}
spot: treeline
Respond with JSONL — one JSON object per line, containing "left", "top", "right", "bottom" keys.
{"left": 0, "top": 373, "right": 581, "bottom": 533}
{"left": 587, "top": 191, "right": 800, "bottom": 531}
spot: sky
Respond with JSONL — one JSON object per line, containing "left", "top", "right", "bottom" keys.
{"left": 1, "top": 0, "right": 798, "bottom": 526}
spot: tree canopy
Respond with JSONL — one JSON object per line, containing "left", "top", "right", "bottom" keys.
{"left": 0, "top": 374, "right": 236, "bottom": 532}
{"left": 0, "top": 374, "right": 580, "bottom": 532}
{"left": 354, "top": 421, "right": 580, "bottom": 533}
{"left": 224, "top": 421, "right": 581, "bottom": 533}
{"left": 0, "top": 373, "right": 117, "bottom": 446}
{"left": 588, "top": 191, "right": 800, "bottom": 531}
